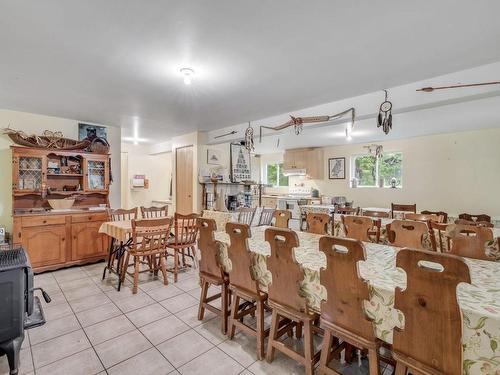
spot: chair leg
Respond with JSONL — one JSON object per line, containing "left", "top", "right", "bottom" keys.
{"left": 173, "top": 250, "right": 179, "bottom": 282}
{"left": 295, "top": 321, "right": 303, "bottom": 338}
{"left": 132, "top": 257, "right": 140, "bottom": 294}
{"left": 221, "top": 283, "right": 229, "bottom": 335}
{"left": 318, "top": 329, "right": 334, "bottom": 375}
{"left": 256, "top": 300, "right": 265, "bottom": 360}
{"left": 159, "top": 254, "right": 168, "bottom": 286}
{"left": 228, "top": 294, "right": 240, "bottom": 339}
{"left": 368, "top": 347, "right": 380, "bottom": 375}
{"left": 266, "top": 309, "right": 279, "bottom": 363}
{"left": 198, "top": 279, "right": 209, "bottom": 320}
{"left": 394, "top": 362, "right": 406, "bottom": 375}
{"left": 303, "top": 319, "right": 314, "bottom": 375}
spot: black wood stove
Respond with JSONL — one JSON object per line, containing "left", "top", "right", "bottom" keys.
{"left": 0, "top": 248, "right": 50, "bottom": 374}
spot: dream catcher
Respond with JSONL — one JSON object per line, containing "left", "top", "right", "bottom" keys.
{"left": 364, "top": 144, "right": 384, "bottom": 159}
{"left": 377, "top": 90, "right": 393, "bottom": 135}
{"left": 244, "top": 122, "right": 255, "bottom": 151}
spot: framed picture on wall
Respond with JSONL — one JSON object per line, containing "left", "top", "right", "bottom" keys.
{"left": 328, "top": 157, "right": 345, "bottom": 179}
{"left": 230, "top": 143, "right": 251, "bottom": 182}
{"left": 207, "top": 149, "right": 222, "bottom": 165}
{"left": 78, "top": 123, "right": 107, "bottom": 141}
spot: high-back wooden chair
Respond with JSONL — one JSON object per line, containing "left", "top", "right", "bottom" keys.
{"left": 341, "top": 215, "right": 374, "bottom": 242}
{"left": 458, "top": 213, "right": 491, "bottom": 223}
{"left": 393, "top": 249, "right": 471, "bottom": 375}
{"left": 264, "top": 227, "right": 321, "bottom": 375}
{"left": 258, "top": 208, "right": 275, "bottom": 226}
{"left": 404, "top": 213, "right": 440, "bottom": 223}
{"left": 421, "top": 210, "right": 448, "bottom": 223}
{"left": 120, "top": 218, "right": 171, "bottom": 293}
{"left": 334, "top": 206, "right": 360, "bottom": 216}
{"left": 446, "top": 224, "right": 494, "bottom": 261}
{"left": 429, "top": 222, "right": 450, "bottom": 252}
{"left": 363, "top": 210, "right": 390, "bottom": 218}
{"left": 108, "top": 207, "right": 138, "bottom": 221}
{"left": 226, "top": 223, "right": 269, "bottom": 359}
{"left": 387, "top": 220, "right": 429, "bottom": 250}
{"left": 273, "top": 210, "right": 291, "bottom": 228}
{"left": 140, "top": 205, "right": 169, "bottom": 219}
{"left": 196, "top": 218, "right": 230, "bottom": 334}
{"left": 391, "top": 203, "right": 416, "bottom": 219}
{"left": 166, "top": 212, "right": 199, "bottom": 282}
{"left": 237, "top": 207, "right": 256, "bottom": 226}
{"left": 318, "top": 237, "right": 380, "bottom": 375}
{"left": 306, "top": 212, "right": 330, "bottom": 235}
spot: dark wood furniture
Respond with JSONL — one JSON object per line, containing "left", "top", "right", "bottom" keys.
{"left": 421, "top": 210, "right": 448, "bottom": 223}
{"left": 447, "top": 224, "right": 494, "bottom": 261}
{"left": 120, "top": 218, "right": 171, "bottom": 293}
{"left": 454, "top": 218, "right": 494, "bottom": 228}
{"left": 258, "top": 208, "right": 275, "bottom": 226}
{"left": 391, "top": 203, "right": 416, "bottom": 218}
{"left": 341, "top": 215, "right": 375, "bottom": 242}
{"left": 458, "top": 213, "right": 491, "bottom": 223}
{"left": 140, "top": 205, "right": 169, "bottom": 218}
{"left": 404, "top": 213, "right": 440, "bottom": 223}
{"left": 363, "top": 210, "right": 390, "bottom": 218}
{"left": 11, "top": 146, "right": 110, "bottom": 272}
{"left": 237, "top": 207, "right": 257, "bottom": 225}
{"left": 197, "top": 218, "right": 230, "bottom": 334}
{"left": 273, "top": 210, "right": 292, "bottom": 228}
{"left": 318, "top": 236, "right": 381, "bottom": 375}
{"left": 393, "top": 249, "right": 471, "bottom": 375}
{"left": 166, "top": 213, "right": 199, "bottom": 282}
{"left": 334, "top": 206, "right": 360, "bottom": 215}
{"left": 226, "top": 223, "right": 270, "bottom": 359}
{"left": 306, "top": 213, "right": 330, "bottom": 235}
{"left": 264, "top": 227, "right": 321, "bottom": 375}
{"left": 387, "top": 220, "right": 428, "bottom": 250}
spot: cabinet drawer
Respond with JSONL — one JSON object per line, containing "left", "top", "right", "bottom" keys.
{"left": 22, "top": 216, "right": 66, "bottom": 227}
{"left": 72, "top": 213, "right": 108, "bottom": 223}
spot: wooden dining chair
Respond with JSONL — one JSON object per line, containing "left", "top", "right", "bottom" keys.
{"left": 166, "top": 213, "right": 199, "bottom": 282}
{"left": 421, "top": 210, "right": 448, "bottom": 223}
{"left": 334, "top": 206, "right": 360, "bottom": 215}
{"left": 264, "top": 227, "right": 322, "bottom": 375}
{"left": 429, "top": 222, "right": 450, "bottom": 252}
{"left": 306, "top": 213, "right": 330, "bottom": 235}
{"left": 387, "top": 220, "right": 429, "bottom": 250}
{"left": 446, "top": 224, "right": 494, "bottom": 261}
{"left": 273, "top": 210, "right": 292, "bottom": 228}
{"left": 458, "top": 213, "right": 491, "bottom": 223}
{"left": 393, "top": 249, "right": 471, "bottom": 375}
{"left": 107, "top": 207, "right": 138, "bottom": 221}
{"left": 391, "top": 203, "right": 416, "bottom": 219}
{"left": 258, "top": 208, "right": 275, "bottom": 226}
{"left": 120, "top": 218, "right": 171, "bottom": 293}
{"left": 237, "top": 207, "right": 257, "bottom": 226}
{"left": 226, "top": 223, "right": 270, "bottom": 359}
{"left": 318, "top": 236, "right": 381, "bottom": 375}
{"left": 362, "top": 210, "right": 390, "bottom": 219}
{"left": 140, "top": 205, "right": 169, "bottom": 218}
{"left": 196, "top": 218, "right": 230, "bottom": 334}
{"left": 341, "top": 215, "right": 374, "bottom": 242}
{"left": 454, "top": 218, "right": 494, "bottom": 228}
{"left": 404, "top": 213, "right": 440, "bottom": 223}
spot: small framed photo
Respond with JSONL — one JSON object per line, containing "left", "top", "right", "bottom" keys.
{"left": 207, "top": 149, "right": 223, "bottom": 165}
{"left": 79, "top": 123, "right": 107, "bottom": 141}
{"left": 328, "top": 157, "right": 345, "bottom": 179}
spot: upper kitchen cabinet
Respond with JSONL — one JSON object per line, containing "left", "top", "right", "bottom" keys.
{"left": 283, "top": 148, "right": 324, "bottom": 179}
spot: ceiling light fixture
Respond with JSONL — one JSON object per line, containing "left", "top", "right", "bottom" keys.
{"left": 180, "top": 68, "right": 195, "bottom": 85}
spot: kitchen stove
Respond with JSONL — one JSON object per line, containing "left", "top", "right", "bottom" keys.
{"left": 277, "top": 186, "right": 314, "bottom": 219}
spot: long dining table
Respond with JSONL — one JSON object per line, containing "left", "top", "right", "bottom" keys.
{"left": 214, "top": 225, "right": 500, "bottom": 374}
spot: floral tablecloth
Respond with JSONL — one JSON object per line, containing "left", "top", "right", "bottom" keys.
{"left": 214, "top": 226, "right": 500, "bottom": 374}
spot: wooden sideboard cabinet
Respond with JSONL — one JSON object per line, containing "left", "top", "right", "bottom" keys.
{"left": 13, "top": 212, "right": 109, "bottom": 273}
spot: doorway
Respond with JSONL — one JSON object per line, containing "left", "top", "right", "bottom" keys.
{"left": 175, "top": 145, "right": 194, "bottom": 214}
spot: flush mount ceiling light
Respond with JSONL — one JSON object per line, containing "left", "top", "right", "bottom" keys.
{"left": 180, "top": 68, "right": 195, "bottom": 85}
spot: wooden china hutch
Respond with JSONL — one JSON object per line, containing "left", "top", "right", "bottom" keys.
{"left": 11, "top": 146, "right": 111, "bottom": 273}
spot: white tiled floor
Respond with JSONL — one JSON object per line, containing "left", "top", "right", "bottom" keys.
{"left": 0, "top": 261, "right": 395, "bottom": 375}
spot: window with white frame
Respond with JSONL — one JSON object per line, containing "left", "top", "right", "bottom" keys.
{"left": 351, "top": 152, "right": 403, "bottom": 187}
{"left": 263, "top": 163, "right": 289, "bottom": 187}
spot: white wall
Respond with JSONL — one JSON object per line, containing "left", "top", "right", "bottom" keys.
{"left": 287, "top": 128, "right": 500, "bottom": 217}
{"left": 0, "top": 109, "right": 121, "bottom": 231}
{"left": 120, "top": 143, "right": 172, "bottom": 209}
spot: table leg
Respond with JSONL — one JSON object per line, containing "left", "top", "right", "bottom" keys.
{"left": 116, "top": 241, "right": 125, "bottom": 291}
{"left": 102, "top": 237, "right": 116, "bottom": 280}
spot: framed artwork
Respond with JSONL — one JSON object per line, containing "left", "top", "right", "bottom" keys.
{"left": 207, "top": 149, "right": 223, "bottom": 165}
{"left": 328, "top": 157, "right": 345, "bottom": 179}
{"left": 230, "top": 143, "right": 251, "bottom": 182}
{"left": 78, "top": 123, "right": 107, "bottom": 141}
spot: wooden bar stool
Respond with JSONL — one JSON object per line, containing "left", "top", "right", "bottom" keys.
{"left": 273, "top": 210, "right": 291, "bottom": 228}
{"left": 166, "top": 213, "right": 199, "bottom": 282}
{"left": 318, "top": 236, "right": 383, "bottom": 375}
{"left": 196, "top": 218, "right": 230, "bottom": 334}
{"left": 120, "top": 218, "right": 171, "bottom": 294}
{"left": 387, "top": 220, "right": 429, "bottom": 250}
{"left": 226, "top": 223, "right": 270, "bottom": 359}
{"left": 306, "top": 213, "right": 330, "bottom": 235}
{"left": 393, "top": 249, "right": 471, "bottom": 375}
{"left": 264, "top": 227, "right": 322, "bottom": 375}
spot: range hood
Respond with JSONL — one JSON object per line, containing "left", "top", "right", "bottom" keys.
{"left": 282, "top": 168, "right": 307, "bottom": 176}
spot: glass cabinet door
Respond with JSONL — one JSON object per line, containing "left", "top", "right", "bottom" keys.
{"left": 86, "top": 160, "right": 106, "bottom": 191}
{"left": 15, "top": 156, "right": 44, "bottom": 192}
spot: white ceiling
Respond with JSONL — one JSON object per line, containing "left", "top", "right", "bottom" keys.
{"left": 1, "top": 1, "right": 500, "bottom": 143}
